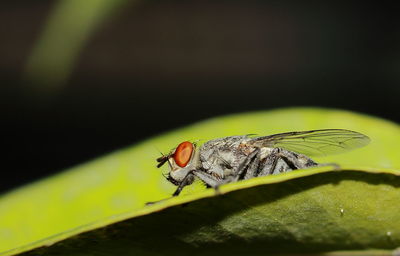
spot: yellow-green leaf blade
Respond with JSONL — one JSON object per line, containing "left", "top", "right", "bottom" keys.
{"left": 1, "top": 107, "right": 400, "bottom": 255}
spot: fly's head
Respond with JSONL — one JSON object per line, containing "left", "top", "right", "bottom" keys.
{"left": 156, "top": 141, "right": 199, "bottom": 185}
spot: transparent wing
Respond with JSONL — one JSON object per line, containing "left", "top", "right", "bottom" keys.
{"left": 248, "top": 129, "right": 370, "bottom": 156}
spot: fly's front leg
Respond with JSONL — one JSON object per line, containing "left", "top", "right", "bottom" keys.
{"left": 173, "top": 172, "right": 195, "bottom": 196}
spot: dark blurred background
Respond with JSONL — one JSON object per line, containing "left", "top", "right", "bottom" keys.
{"left": 1, "top": 1, "right": 399, "bottom": 193}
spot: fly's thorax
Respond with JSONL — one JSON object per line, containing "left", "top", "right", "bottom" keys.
{"left": 169, "top": 146, "right": 201, "bottom": 182}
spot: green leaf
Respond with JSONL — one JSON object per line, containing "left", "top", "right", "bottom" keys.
{"left": 1, "top": 108, "right": 400, "bottom": 256}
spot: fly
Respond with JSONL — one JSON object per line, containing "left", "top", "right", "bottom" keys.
{"left": 156, "top": 129, "right": 370, "bottom": 196}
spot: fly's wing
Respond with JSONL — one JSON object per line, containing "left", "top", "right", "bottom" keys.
{"left": 248, "top": 129, "right": 370, "bottom": 157}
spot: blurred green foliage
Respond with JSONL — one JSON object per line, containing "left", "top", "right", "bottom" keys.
{"left": 24, "top": 0, "right": 130, "bottom": 91}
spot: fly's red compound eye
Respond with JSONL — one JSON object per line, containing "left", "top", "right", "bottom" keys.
{"left": 173, "top": 141, "right": 193, "bottom": 167}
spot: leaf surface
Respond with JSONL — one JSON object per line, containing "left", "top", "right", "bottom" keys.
{"left": 1, "top": 108, "right": 400, "bottom": 256}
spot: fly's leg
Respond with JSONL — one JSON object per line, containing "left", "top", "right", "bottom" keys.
{"left": 234, "top": 148, "right": 261, "bottom": 181}
{"left": 146, "top": 173, "right": 194, "bottom": 203}
{"left": 201, "top": 150, "right": 232, "bottom": 178}
{"left": 243, "top": 152, "right": 262, "bottom": 180}
{"left": 276, "top": 148, "right": 318, "bottom": 169}
{"left": 258, "top": 148, "right": 318, "bottom": 177}
{"left": 318, "top": 162, "right": 341, "bottom": 170}
{"left": 172, "top": 172, "right": 195, "bottom": 196}
{"left": 192, "top": 170, "right": 227, "bottom": 195}
{"left": 193, "top": 170, "right": 224, "bottom": 188}
{"left": 257, "top": 151, "right": 280, "bottom": 176}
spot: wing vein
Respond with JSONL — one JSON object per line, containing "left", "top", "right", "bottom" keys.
{"left": 248, "top": 129, "right": 370, "bottom": 156}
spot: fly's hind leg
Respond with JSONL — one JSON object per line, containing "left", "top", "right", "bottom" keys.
{"left": 277, "top": 148, "right": 318, "bottom": 169}
{"left": 257, "top": 148, "right": 318, "bottom": 177}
